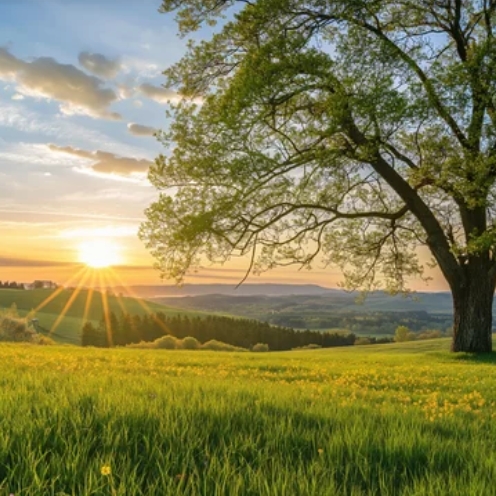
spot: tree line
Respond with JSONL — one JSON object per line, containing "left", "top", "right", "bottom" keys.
{"left": 81, "top": 312, "right": 359, "bottom": 350}
{"left": 0, "top": 281, "right": 25, "bottom": 290}
{"left": 272, "top": 311, "right": 455, "bottom": 335}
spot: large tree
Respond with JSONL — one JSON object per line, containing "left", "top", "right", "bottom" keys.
{"left": 141, "top": 0, "right": 496, "bottom": 352}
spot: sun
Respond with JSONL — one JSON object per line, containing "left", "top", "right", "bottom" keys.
{"left": 78, "top": 240, "right": 122, "bottom": 268}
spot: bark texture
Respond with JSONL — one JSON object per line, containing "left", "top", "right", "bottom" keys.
{"left": 451, "top": 262, "right": 495, "bottom": 353}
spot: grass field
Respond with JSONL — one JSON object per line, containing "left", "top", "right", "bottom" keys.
{"left": 1, "top": 338, "right": 495, "bottom": 495}
{"left": 0, "top": 288, "right": 211, "bottom": 345}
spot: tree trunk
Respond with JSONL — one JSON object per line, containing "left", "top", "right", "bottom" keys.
{"left": 451, "top": 265, "right": 495, "bottom": 353}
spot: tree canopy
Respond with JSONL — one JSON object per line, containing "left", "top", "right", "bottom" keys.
{"left": 141, "top": 0, "right": 496, "bottom": 351}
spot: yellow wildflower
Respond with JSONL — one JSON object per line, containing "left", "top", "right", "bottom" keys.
{"left": 101, "top": 465, "right": 111, "bottom": 476}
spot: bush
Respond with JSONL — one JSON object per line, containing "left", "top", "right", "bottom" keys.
{"left": 394, "top": 325, "right": 411, "bottom": 342}
{"left": 181, "top": 336, "right": 200, "bottom": 350}
{"left": 0, "top": 310, "right": 53, "bottom": 345}
{"left": 355, "top": 337, "right": 373, "bottom": 346}
{"left": 417, "top": 330, "right": 444, "bottom": 340}
{"left": 292, "top": 344, "right": 322, "bottom": 350}
{"left": 0, "top": 316, "right": 35, "bottom": 343}
{"left": 35, "top": 334, "right": 56, "bottom": 346}
{"left": 201, "top": 340, "right": 246, "bottom": 352}
{"left": 126, "top": 341, "right": 155, "bottom": 349}
{"left": 251, "top": 343, "right": 269, "bottom": 352}
{"left": 127, "top": 336, "right": 246, "bottom": 352}
{"left": 155, "top": 335, "right": 179, "bottom": 349}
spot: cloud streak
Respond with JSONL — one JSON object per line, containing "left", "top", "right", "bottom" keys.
{"left": 48, "top": 144, "right": 152, "bottom": 178}
{"left": 0, "top": 47, "right": 121, "bottom": 119}
{"left": 127, "top": 122, "right": 157, "bottom": 137}
{"left": 139, "top": 83, "right": 177, "bottom": 103}
{"left": 0, "top": 256, "right": 78, "bottom": 268}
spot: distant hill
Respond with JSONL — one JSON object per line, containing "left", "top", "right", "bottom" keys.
{"left": 0, "top": 288, "right": 211, "bottom": 345}
{"left": 113, "top": 284, "right": 457, "bottom": 314}
{"left": 148, "top": 291, "right": 463, "bottom": 336}
{"left": 110, "top": 283, "right": 342, "bottom": 298}
{"left": 151, "top": 291, "right": 456, "bottom": 315}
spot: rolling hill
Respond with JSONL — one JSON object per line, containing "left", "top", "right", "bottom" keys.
{"left": 151, "top": 290, "right": 457, "bottom": 315}
{"left": 0, "top": 288, "right": 212, "bottom": 345}
{"left": 111, "top": 283, "right": 341, "bottom": 298}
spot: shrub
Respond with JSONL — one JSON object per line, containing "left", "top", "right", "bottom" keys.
{"left": 355, "top": 337, "right": 372, "bottom": 346}
{"left": 0, "top": 315, "right": 35, "bottom": 343}
{"left": 35, "top": 334, "right": 56, "bottom": 346}
{"left": 181, "top": 336, "right": 200, "bottom": 350}
{"left": 126, "top": 336, "right": 247, "bottom": 352}
{"left": 394, "top": 325, "right": 411, "bottom": 342}
{"left": 251, "top": 343, "right": 269, "bottom": 352}
{"left": 201, "top": 340, "right": 246, "bottom": 352}
{"left": 154, "top": 335, "right": 179, "bottom": 349}
{"left": 292, "top": 344, "right": 322, "bottom": 350}
{"left": 126, "top": 341, "right": 155, "bottom": 349}
{"left": 417, "top": 330, "right": 444, "bottom": 340}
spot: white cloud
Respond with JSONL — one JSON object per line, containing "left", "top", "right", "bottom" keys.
{"left": 0, "top": 142, "right": 88, "bottom": 167}
{"left": 0, "top": 102, "right": 152, "bottom": 157}
{"left": 78, "top": 52, "right": 121, "bottom": 79}
{"left": 139, "top": 82, "right": 203, "bottom": 105}
{"left": 121, "top": 59, "right": 161, "bottom": 79}
{"left": 117, "top": 83, "right": 134, "bottom": 99}
{"left": 127, "top": 122, "right": 157, "bottom": 137}
{"left": 139, "top": 82, "right": 178, "bottom": 104}
{"left": 11, "top": 93, "right": 24, "bottom": 100}
{"left": 0, "top": 47, "right": 121, "bottom": 120}
{"left": 48, "top": 144, "right": 152, "bottom": 178}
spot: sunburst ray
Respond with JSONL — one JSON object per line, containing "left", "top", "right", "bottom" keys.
{"left": 98, "top": 271, "right": 113, "bottom": 347}
{"left": 28, "top": 266, "right": 87, "bottom": 319}
{"left": 50, "top": 269, "right": 91, "bottom": 334}
{"left": 107, "top": 267, "right": 171, "bottom": 335}
{"left": 82, "top": 270, "right": 97, "bottom": 324}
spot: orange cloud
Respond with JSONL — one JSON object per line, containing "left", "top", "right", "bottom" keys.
{"left": 48, "top": 144, "right": 151, "bottom": 178}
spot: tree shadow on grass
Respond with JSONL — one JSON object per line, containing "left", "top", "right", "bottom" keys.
{"left": 449, "top": 351, "right": 496, "bottom": 364}
{"left": 2, "top": 395, "right": 488, "bottom": 495}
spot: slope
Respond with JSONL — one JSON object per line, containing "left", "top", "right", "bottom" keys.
{"left": 0, "top": 288, "right": 212, "bottom": 345}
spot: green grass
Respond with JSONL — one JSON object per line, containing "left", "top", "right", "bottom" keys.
{"left": 0, "top": 288, "right": 212, "bottom": 344}
{"left": 1, "top": 338, "right": 496, "bottom": 495}
{"left": 18, "top": 310, "right": 84, "bottom": 345}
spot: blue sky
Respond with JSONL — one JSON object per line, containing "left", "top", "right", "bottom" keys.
{"left": 0, "top": 1, "right": 448, "bottom": 290}
{"left": 0, "top": 0, "right": 334, "bottom": 287}
{"left": 0, "top": 0, "right": 190, "bottom": 284}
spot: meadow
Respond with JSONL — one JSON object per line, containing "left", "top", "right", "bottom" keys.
{"left": 0, "top": 289, "right": 209, "bottom": 344}
{"left": 1, "top": 339, "right": 495, "bottom": 495}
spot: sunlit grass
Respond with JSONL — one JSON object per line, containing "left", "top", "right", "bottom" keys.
{"left": 0, "top": 341, "right": 495, "bottom": 495}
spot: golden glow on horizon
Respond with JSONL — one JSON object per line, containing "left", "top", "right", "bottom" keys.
{"left": 27, "top": 264, "right": 166, "bottom": 345}
{"left": 78, "top": 240, "right": 122, "bottom": 268}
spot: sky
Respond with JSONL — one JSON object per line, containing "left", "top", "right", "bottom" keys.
{"left": 0, "top": 0, "right": 449, "bottom": 290}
